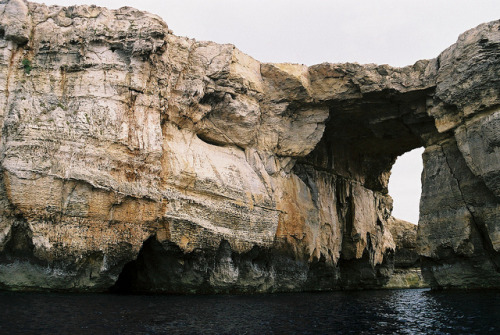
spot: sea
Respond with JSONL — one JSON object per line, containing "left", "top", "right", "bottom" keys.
{"left": 0, "top": 288, "right": 498, "bottom": 334}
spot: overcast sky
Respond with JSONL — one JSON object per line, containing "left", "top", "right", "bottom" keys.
{"left": 42, "top": 0, "right": 500, "bottom": 223}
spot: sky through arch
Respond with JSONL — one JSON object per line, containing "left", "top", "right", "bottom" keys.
{"left": 388, "top": 148, "right": 424, "bottom": 224}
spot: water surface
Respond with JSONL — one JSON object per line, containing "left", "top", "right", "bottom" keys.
{"left": 0, "top": 289, "right": 498, "bottom": 334}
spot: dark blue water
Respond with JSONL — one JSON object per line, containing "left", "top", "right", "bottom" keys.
{"left": 0, "top": 289, "right": 498, "bottom": 334}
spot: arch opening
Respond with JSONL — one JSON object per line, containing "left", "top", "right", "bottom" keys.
{"left": 388, "top": 147, "right": 424, "bottom": 225}
{"left": 385, "top": 147, "right": 427, "bottom": 288}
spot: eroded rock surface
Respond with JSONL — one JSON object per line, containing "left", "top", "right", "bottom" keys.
{"left": 0, "top": 0, "right": 498, "bottom": 291}
{"left": 417, "top": 20, "right": 500, "bottom": 289}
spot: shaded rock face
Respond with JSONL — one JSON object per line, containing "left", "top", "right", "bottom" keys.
{"left": 388, "top": 218, "right": 420, "bottom": 269}
{"left": 0, "top": 0, "right": 498, "bottom": 291}
{"left": 416, "top": 22, "right": 500, "bottom": 289}
{"left": 385, "top": 218, "right": 427, "bottom": 289}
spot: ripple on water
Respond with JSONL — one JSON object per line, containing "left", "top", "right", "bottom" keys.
{"left": 0, "top": 289, "right": 499, "bottom": 334}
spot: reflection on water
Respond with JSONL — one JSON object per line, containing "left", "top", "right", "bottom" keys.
{"left": 0, "top": 289, "right": 498, "bottom": 334}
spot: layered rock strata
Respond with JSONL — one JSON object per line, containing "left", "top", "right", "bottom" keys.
{"left": 0, "top": 0, "right": 498, "bottom": 291}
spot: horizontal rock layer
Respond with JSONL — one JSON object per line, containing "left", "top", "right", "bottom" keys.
{"left": 0, "top": 0, "right": 498, "bottom": 291}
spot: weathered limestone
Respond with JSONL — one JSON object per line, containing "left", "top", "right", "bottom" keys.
{"left": 0, "top": 1, "right": 498, "bottom": 291}
{"left": 417, "top": 20, "right": 500, "bottom": 289}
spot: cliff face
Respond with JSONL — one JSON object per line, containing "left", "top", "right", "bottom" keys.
{"left": 0, "top": 0, "right": 498, "bottom": 292}
{"left": 417, "top": 24, "right": 500, "bottom": 288}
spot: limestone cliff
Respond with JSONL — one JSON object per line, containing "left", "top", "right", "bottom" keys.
{"left": 0, "top": 0, "right": 498, "bottom": 292}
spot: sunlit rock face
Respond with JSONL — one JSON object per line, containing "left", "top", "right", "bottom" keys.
{"left": 0, "top": 0, "right": 498, "bottom": 292}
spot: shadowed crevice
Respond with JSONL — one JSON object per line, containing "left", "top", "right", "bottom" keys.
{"left": 0, "top": 221, "right": 47, "bottom": 267}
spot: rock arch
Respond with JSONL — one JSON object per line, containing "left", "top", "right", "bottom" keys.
{"left": 0, "top": 1, "right": 498, "bottom": 291}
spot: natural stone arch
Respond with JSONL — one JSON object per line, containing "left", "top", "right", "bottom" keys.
{"left": 0, "top": 1, "right": 498, "bottom": 292}
{"left": 300, "top": 91, "right": 429, "bottom": 265}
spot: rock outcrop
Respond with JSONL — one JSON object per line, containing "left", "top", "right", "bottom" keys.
{"left": 0, "top": 0, "right": 498, "bottom": 292}
{"left": 385, "top": 218, "right": 427, "bottom": 288}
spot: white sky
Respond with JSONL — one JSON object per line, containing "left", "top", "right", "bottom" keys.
{"left": 41, "top": 0, "right": 500, "bottom": 223}
{"left": 388, "top": 148, "right": 424, "bottom": 224}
